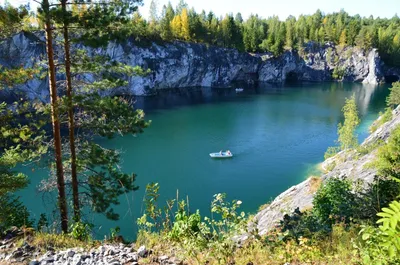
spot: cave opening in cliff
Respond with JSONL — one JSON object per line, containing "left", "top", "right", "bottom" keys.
{"left": 385, "top": 75, "right": 400, "bottom": 83}
{"left": 285, "top": 71, "right": 298, "bottom": 83}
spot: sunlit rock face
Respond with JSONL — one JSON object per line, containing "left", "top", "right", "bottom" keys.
{"left": 1, "top": 32, "right": 397, "bottom": 99}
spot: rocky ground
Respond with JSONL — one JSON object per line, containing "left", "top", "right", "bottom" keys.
{"left": 0, "top": 228, "right": 181, "bottom": 265}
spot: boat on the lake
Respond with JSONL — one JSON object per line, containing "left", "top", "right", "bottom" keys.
{"left": 210, "top": 150, "right": 233, "bottom": 158}
{"left": 235, "top": 88, "right": 244, "bottom": 93}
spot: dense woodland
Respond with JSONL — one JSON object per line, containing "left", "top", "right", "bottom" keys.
{"left": 1, "top": 1, "right": 400, "bottom": 66}
{"left": 2, "top": 1, "right": 400, "bottom": 66}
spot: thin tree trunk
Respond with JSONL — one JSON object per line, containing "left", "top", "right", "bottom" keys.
{"left": 61, "top": 0, "right": 80, "bottom": 221}
{"left": 43, "top": 0, "right": 68, "bottom": 233}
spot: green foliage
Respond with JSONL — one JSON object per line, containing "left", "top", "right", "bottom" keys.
{"left": 0, "top": 194, "right": 33, "bottom": 234}
{"left": 356, "top": 139, "right": 384, "bottom": 156}
{"left": 137, "top": 182, "right": 163, "bottom": 230}
{"left": 375, "top": 201, "right": 400, "bottom": 257}
{"left": 0, "top": 3, "right": 32, "bottom": 39}
{"left": 110, "top": 226, "right": 121, "bottom": 241}
{"left": 358, "top": 225, "right": 400, "bottom": 265}
{"left": 325, "top": 96, "right": 360, "bottom": 159}
{"left": 138, "top": 185, "right": 246, "bottom": 263}
{"left": 370, "top": 107, "right": 393, "bottom": 133}
{"left": 0, "top": 67, "right": 46, "bottom": 234}
{"left": 77, "top": 142, "right": 139, "bottom": 220}
{"left": 338, "top": 95, "right": 360, "bottom": 150}
{"left": 36, "top": 213, "right": 49, "bottom": 232}
{"left": 375, "top": 126, "right": 400, "bottom": 180}
{"left": 358, "top": 201, "right": 400, "bottom": 264}
{"left": 279, "top": 208, "right": 330, "bottom": 242}
{"left": 69, "top": 221, "right": 93, "bottom": 241}
{"left": 324, "top": 146, "right": 340, "bottom": 160}
{"left": 332, "top": 66, "right": 345, "bottom": 80}
{"left": 386, "top": 82, "right": 400, "bottom": 107}
{"left": 313, "top": 177, "right": 358, "bottom": 225}
{"left": 168, "top": 193, "right": 246, "bottom": 263}
{"left": 3, "top": 2, "right": 400, "bottom": 66}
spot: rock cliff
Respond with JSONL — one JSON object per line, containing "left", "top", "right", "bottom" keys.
{"left": 1, "top": 32, "right": 399, "bottom": 99}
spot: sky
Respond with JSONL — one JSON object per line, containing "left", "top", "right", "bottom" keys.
{"left": 2, "top": 0, "right": 400, "bottom": 20}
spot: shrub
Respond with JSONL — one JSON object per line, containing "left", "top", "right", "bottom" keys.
{"left": 324, "top": 146, "right": 340, "bottom": 160}
{"left": 369, "top": 107, "right": 393, "bottom": 133}
{"left": 279, "top": 208, "right": 331, "bottom": 242}
{"left": 386, "top": 81, "right": 400, "bottom": 107}
{"left": 69, "top": 221, "right": 93, "bottom": 241}
{"left": 313, "top": 177, "right": 358, "bottom": 225}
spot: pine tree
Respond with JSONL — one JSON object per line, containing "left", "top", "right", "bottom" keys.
{"left": 176, "top": 0, "right": 187, "bottom": 14}
{"left": 0, "top": 3, "right": 30, "bottom": 39}
{"left": 40, "top": 0, "right": 69, "bottom": 233}
{"left": 160, "top": 2, "right": 175, "bottom": 41}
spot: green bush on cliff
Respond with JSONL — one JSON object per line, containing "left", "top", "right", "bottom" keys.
{"left": 386, "top": 82, "right": 400, "bottom": 107}
{"left": 325, "top": 95, "right": 360, "bottom": 159}
{"left": 138, "top": 186, "right": 246, "bottom": 264}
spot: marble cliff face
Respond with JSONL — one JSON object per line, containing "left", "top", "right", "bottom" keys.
{"left": 1, "top": 31, "right": 398, "bottom": 100}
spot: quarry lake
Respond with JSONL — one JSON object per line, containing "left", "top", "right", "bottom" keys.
{"left": 18, "top": 82, "right": 390, "bottom": 239}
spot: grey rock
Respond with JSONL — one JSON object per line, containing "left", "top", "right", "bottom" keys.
{"left": 42, "top": 256, "right": 55, "bottom": 264}
{"left": 11, "top": 249, "right": 23, "bottom": 258}
{"left": 137, "top": 245, "right": 147, "bottom": 257}
{"left": 159, "top": 255, "right": 169, "bottom": 262}
{"left": 71, "top": 254, "right": 82, "bottom": 265}
{"left": 67, "top": 250, "right": 76, "bottom": 257}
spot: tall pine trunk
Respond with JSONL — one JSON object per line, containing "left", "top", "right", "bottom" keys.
{"left": 43, "top": 0, "right": 68, "bottom": 233}
{"left": 61, "top": 0, "right": 80, "bottom": 221}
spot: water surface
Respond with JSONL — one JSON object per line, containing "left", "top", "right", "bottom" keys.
{"left": 18, "top": 82, "right": 390, "bottom": 239}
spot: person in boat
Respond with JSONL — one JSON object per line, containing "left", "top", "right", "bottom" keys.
{"left": 226, "top": 150, "right": 231, "bottom": 155}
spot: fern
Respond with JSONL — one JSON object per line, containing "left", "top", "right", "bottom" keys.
{"left": 376, "top": 200, "right": 400, "bottom": 258}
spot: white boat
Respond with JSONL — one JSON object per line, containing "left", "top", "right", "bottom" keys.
{"left": 210, "top": 151, "right": 233, "bottom": 158}
{"left": 235, "top": 88, "right": 244, "bottom": 92}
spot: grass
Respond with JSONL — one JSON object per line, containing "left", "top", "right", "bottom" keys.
{"left": 369, "top": 107, "right": 393, "bottom": 133}
{"left": 356, "top": 139, "right": 384, "bottom": 156}
{"left": 309, "top": 176, "right": 322, "bottom": 194}
{"left": 258, "top": 202, "right": 271, "bottom": 212}
{"left": 131, "top": 224, "right": 363, "bottom": 265}
{"left": 24, "top": 232, "right": 97, "bottom": 251}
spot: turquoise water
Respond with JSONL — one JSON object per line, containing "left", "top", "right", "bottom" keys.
{"left": 17, "top": 82, "right": 390, "bottom": 239}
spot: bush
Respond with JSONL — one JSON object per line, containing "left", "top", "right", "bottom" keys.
{"left": 324, "top": 146, "right": 340, "bottom": 160}
{"left": 357, "top": 225, "right": 398, "bottom": 265}
{"left": 279, "top": 208, "right": 331, "bottom": 242}
{"left": 386, "top": 81, "right": 400, "bottom": 107}
{"left": 313, "top": 177, "right": 359, "bottom": 225}
{"left": 369, "top": 108, "right": 393, "bottom": 133}
{"left": 69, "top": 221, "right": 93, "bottom": 241}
